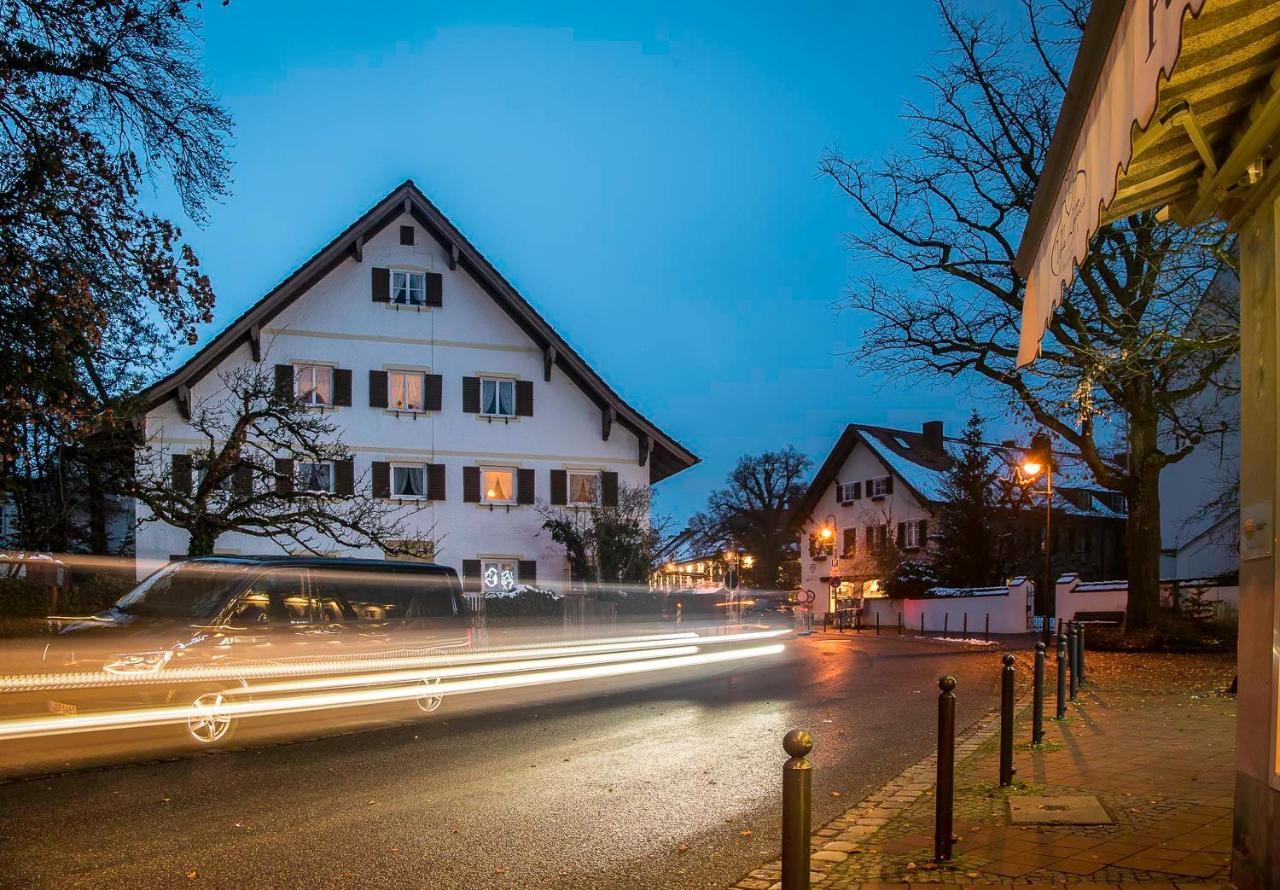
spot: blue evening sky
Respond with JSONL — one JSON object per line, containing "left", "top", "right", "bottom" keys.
{"left": 160, "top": 0, "right": 1016, "bottom": 526}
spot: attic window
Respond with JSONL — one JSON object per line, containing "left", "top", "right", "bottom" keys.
{"left": 894, "top": 436, "right": 910, "bottom": 449}
{"left": 400, "top": 225, "right": 414, "bottom": 245}
{"left": 868, "top": 476, "right": 892, "bottom": 498}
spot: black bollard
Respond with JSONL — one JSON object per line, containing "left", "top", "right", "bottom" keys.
{"left": 944, "top": 612, "right": 949, "bottom": 635}
{"left": 898, "top": 612, "right": 903, "bottom": 635}
{"left": 984, "top": 612, "right": 990, "bottom": 642}
{"left": 1078, "top": 623, "right": 1086, "bottom": 683}
{"left": 781, "top": 729, "right": 813, "bottom": 890}
{"left": 999, "top": 654, "right": 1015, "bottom": 786}
{"left": 1069, "top": 623, "right": 1079, "bottom": 701}
{"left": 1056, "top": 626, "right": 1067, "bottom": 719}
{"left": 1032, "top": 642, "right": 1046, "bottom": 745}
{"left": 876, "top": 613, "right": 881, "bottom": 636}
{"left": 921, "top": 612, "right": 925, "bottom": 634}
{"left": 934, "top": 676, "right": 957, "bottom": 862}
{"left": 963, "top": 612, "right": 968, "bottom": 637}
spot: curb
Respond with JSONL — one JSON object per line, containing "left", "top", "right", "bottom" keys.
{"left": 732, "top": 708, "right": 1002, "bottom": 890}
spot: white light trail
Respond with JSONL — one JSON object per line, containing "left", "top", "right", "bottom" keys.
{"left": 0, "top": 643, "right": 785, "bottom": 741}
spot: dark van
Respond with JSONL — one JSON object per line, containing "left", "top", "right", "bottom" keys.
{"left": 38, "top": 556, "right": 469, "bottom": 745}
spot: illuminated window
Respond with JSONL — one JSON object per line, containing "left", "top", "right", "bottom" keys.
{"left": 482, "top": 558, "right": 518, "bottom": 593}
{"left": 388, "top": 370, "right": 425, "bottom": 411}
{"left": 480, "top": 377, "right": 515, "bottom": 417}
{"left": 903, "top": 521, "right": 920, "bottom": 549}
{"left": 568, "top": 471, "right": 599, "bottom": 505}
{"left": 481, "top": 467, "right": 515, "bottom": 504}
{"left": 391, "top": 464, "right": 425, "bottom": 499}
{"left": 296, "top": 461, "right": 333, "bottom": 494}
{"left": 294, "top": 364, "right": 333, "bottom": 406}
{"left": 391, "top": 270, "right": 426, "bottom": 305}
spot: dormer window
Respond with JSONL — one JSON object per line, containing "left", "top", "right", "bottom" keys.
{"left": 391, "top": 270, "right": 426, "bottom": 306}
{"left": 837, "top": 482, "right": 861, "bottom": 503}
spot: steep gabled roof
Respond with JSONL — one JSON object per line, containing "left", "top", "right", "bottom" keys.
{"left": 791, "top": 422, "right": 1126, "bottom": 527}
{"left": 139, "top": 180, "right": 698, "bottom": 483}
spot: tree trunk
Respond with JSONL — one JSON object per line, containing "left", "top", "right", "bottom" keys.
{"left": 187, "top": 525, "right": 218, "bottom": 557}
{"left": 1125, "top": 419, "right": 1164, "bottom": 632}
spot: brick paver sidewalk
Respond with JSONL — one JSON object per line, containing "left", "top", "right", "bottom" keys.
{"left": 733, "top": 650, "right": 1236, "bottom": 889}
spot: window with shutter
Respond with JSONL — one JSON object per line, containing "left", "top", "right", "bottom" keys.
{"left": 425, "top": 374, "right": 443, "bottom": 412}
{"left": 461, "top": 559, "right": 482, "bottom": 593}
{"left": 462, "top": 466, "right": 480, "bottom": 503}
{"left": 462, "top": 377, "right": 480, "bottom": 414}
{"left": 334, "top": 459, "right": 355, "bottom": 497}
{"left": 274, "top": 364, "right": 294, "bottom": 400}
{"left": 518, "top": 560, "right": 537, "bottom": 587}
{"left": 601, "top": 471, "right": 619, "bottom": 507}
{"left": 400, "top": 225, "right": 414, "bottom": 245}
{"left": 274, "top": 458, "right": 294, "bottom": 495}
{"left": 515, "top": 380, "right": 533, "bottom": 417}
{"left": 549, "top": 469, "right": 567, "bottom": 505}
{"left": 172, "top": 454, "right": 192, "bottom": 494}
{"left": 517, "top": 468, "right": 535, "bottom": 504}
{"left": 371, "top": 461, "right": 390, "bottom": 499}
{"left": 368, "top": 370, "right": 388, "bottom": 408}
{"left": 332, "top": 369, "right": 352, "bottom": 406}
{"left": 425, "top": 272, "right": 443, "bottom": 307}
{"left": 842, "top": 528, "right": 856, "bottom": 558}
{"left": 371, "top": 267, "right": 390, "bottom": 303}
{"left": 427, "top": 464, "right": 446, "bottom": 501}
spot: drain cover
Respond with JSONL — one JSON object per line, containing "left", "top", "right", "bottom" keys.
{"left": 1007, "top": 795, "right": 1113, "bottom": 825}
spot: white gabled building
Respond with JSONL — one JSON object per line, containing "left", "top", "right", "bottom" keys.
{"left": 135, "top": 180, "right": 698, "bottom": 592}
{"left": 792, "top": 420, "right": 1127, "bottom": 620}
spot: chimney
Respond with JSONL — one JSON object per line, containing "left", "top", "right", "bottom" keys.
{"left": 922, "top": 420, "right": 944, "bottom": 450}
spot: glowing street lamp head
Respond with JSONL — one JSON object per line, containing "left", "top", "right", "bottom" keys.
{"left": 742, "top": 555, "right": 755, "bottom": 569}
{"left": 1022, "top": 460, "right": 1042, "bottom": 476}
{"left": 819, "top": 526, "right": 833, "bottom": 541}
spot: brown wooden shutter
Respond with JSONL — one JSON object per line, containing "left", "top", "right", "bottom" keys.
{"left": 425, "top": 272, "right": 443, "bottom": 307}
{"left": 517, "top": 468, "right": 535, "bottom": 504}
{"left": 423, "top": 373, "right": 443, "bottom": 412}
{"left": 463, "top": 466, "right": 480, "bottom": 503}
{"left": 601, "top": 471, "right": 619, "bottom": 507}
{"left": 274, "top": 364, "right": 294, "bottom": 400}
{"left": 332, "top": 369, "right": 352, "bottom": 406}
{"left": 549, "top": 469, "right": 567, "bottom": 505}
{"left": 333, "top": 458, "right": 355, "bottom": 496}
{"left": 371, "top": 461, "right": 390, "bottom": 498}
{"left": 172, "top": 453, "right": 192, "bottom": 494}
{"left": 518, "top": 560, "right": 537, "bottom": 587}
{"left": 462, "top": 559, "right": 482, "bottom": 593}
{"left": 865, "top": 525, "right": 874, "bottom": 551}
{"left": 400, "top": 225, "right": 414, "bottom": 245}
{"left": 232, "top": 464, "right": 253, "bottom": 498}
{"left": 842, "top": 528, "right": 856, "bottom": 558}
{"left": 462, "top": 377, "right": 480, "bottom": 413}
{"left": 515, "top": 380, "right": 533, "bottom": 417}
{"left": 372, "top": 267, "right": 390, "bottom": 302}
{"left": 918, "top": 519, "right": 928, "bottom": 547}
{"left": 897, "top": 522, "right": 906, "bottom": 547}
{"left": 853, "top": 481, "right": 862, "bottom": 500}
{"left": 865, "top": 478, "right": 874, "bottom": 496}
{"left": 274, "top": 458, "right": 294, "bottom": 495}
{"left": 427, "top": 463, "right": 446, "bottom": 501}
{"left": 885, "top": 476, "right": 894, "bottom": 494}
{"left": 369, "top": 370, "right": 388, "bottom": 408}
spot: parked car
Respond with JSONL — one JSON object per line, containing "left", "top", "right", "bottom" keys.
{"left": 34, "top": 556, "right": 469, "bottom": 745}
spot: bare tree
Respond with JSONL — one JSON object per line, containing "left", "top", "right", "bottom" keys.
{"left": 687, "top": 446, "right": 812, "bottom": 592}
{"left": 131, "top": 364, "right": 418, "bottom": 557}
{"left": 820, "top": 1, "right": 1236, "bottom": 629}
{"left": 537, "top": 483, "right": 664, "bottom": 588}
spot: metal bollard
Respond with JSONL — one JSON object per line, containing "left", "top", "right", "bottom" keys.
{"left": 999, "top": 653, "right": 1015, "bottom": 786}
{"left": 1056, "top": 626, "right": 1067, "bottom": 719}
{"left": 876, "top": 613, "right": 881, "bottom": 635}
{"left": 934, "top": 676, "right": 957, "bottom": 862}
{"left": 984, "top": 612, "right": 990, "bottom": 642}
{"left": 898, "top": 612, "right": 903, "bottom": 635}
{"left": 963, "top": 612, "right": 968, "bottom": 636}
{"left": 943, "top": 612, "right": 949, "bottom": 634}
{"left": 781, "top": 729, "right": 813, "bottom": 890}
{"left": 921, "top": 612, "right": 925, "bottom": 634}
{"left": 1032, "top": 642, "right": 1046, "bottom": 745}
{"left": 1078, "top": 623, "right": 1086, "bottom": 684}
{"left": 1069, "top": 623, "right": 1078, "bottom": 701}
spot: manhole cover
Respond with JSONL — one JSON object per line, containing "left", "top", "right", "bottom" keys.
{"left": 1007, "top": 795, "right": 1113, "bottom": 825}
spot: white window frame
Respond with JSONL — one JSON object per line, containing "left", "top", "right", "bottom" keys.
{"left": 387, "top": 369, "right": 427, "bottom": 412}
{"left": 869, "top": 476, "right": 892, "bottom": 498}
{"left": 294, "top": 364, "right": 333, "bottom": 407}
{"left": 481, "top": 557, "right": 519, "bottom": 593}
{"left": 390, "top": 463, "right": 427, "bottom": 500}
{"left": 480, "top": 376, "right": 516, "bottom": 418}
{"left": 837, "top": 482, "right": 858, "bottom": 503}
{"left": 390, "top": 269, "right": 427, "bottom": 306}
{"left": 903, "top": 520, "right": 921, "bottom": 549}
{"left": 568, "top": 470, "right": 600, "bottom": 506}
{"left": 480, "top": 466, "right": 516, "bottom": 505}
{"left": 296, "top": 461, "right": 334, "bottom": 495}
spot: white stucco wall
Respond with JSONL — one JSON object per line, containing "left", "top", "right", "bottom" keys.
{"left": 796, "top": 439, "right": 935, "bottom": 618}
{"left": 136, "top": 211, "right": 650, "bottom": 586}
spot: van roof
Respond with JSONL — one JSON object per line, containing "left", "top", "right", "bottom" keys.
{"left": 179, "top": 556, "right": 456, "bottom": 574}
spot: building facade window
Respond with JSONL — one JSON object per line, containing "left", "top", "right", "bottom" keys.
{"left": 869, "top": 476, "right": 892, "bottom": 498}
{"left": 294, "top": 364, "right": 333, "bottom": 406}
{"left": 481, "top": 467, "right": 515, "bottom": 504}
{"left": 388, "top": 370, "right": 425, "bottom": 411}
{"left": 391, "top": 270, "right": 426, "bottom": 305}
{"left": 296, "top": 461, "right": 333, "bottom": 494}
{"left": 837, "top": 482, "right": 860, "bottom": 503}
{"left": 482, "top": 558, "right": 518, "bottom": 593}
{"left": 903, "top": 520, "right": 920, "bottom": 549}
{"left": 568, "top": 471, "right": 599, "bottom": 505}
{"left": 391, "top": 464, "right": 426, "bottom": 499}
{"left": 480, "top": 377, "right": 515, "bottom": 417}
{"left": 385, "top": 540, "right": 435, "bottom": 562}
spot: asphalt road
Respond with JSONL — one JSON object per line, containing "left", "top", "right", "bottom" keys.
{"left": 0, "top": 632, "right": 1004, "bottom": 889}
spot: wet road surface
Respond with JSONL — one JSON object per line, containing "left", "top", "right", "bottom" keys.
{"left": 0, "top": 632, "right": 1004, "bottom": 889}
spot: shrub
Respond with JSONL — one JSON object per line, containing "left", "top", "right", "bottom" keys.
{"left": 481, "top": 586, "right": 561, "bottom": 618}
{"left": 1087, "top": 613, "right": 1237, "bottom": 652}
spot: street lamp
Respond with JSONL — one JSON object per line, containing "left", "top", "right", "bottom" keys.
{"left": 1021, "top": 432, "right": 1054, "bottom": 645}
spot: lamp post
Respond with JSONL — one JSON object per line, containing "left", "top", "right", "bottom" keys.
{"left": 1021, "top": 432, "right": 1054, "bottom": 646}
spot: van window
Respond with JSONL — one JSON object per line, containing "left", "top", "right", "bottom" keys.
{"left": 311, "top": 568, "right": 458, "bottom": 622}
{"left": 233, "top": 569, "right": 314, "bottom": 626}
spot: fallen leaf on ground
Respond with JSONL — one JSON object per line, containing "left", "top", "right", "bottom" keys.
{"left": 677, "top": 843, "right": 689, "bottom": 854}
{"left": 740, "top": 830, "right": 753, "bottom": 837}
{"left": 495, "top": 866, "right": 507, "bottom": 874}
{"left": 831, "top": 791, "right": 841, "bottom": 798}
{"left": 185, "top": 870, "right": 197, "bottom": 881}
